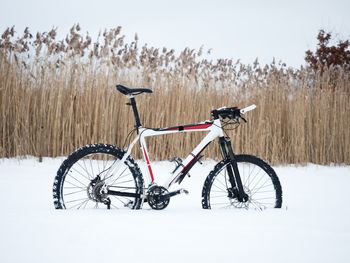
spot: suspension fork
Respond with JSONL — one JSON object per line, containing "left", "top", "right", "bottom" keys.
{"left": 218, "top": 137, "right": 247, "bottom": 202}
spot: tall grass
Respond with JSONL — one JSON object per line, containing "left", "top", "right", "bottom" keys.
{"left": 0, "top": 25, "right": 349, "bottom": 164}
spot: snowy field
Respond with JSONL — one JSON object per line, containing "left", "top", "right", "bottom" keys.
{"left": 0, "top": 157, "right": 349, "bottom": 263}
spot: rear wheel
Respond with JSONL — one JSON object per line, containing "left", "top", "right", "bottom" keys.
{"left": 202, "top": 155, "right": 282, "bottom": 209}
{"left": 53, "top": 144, "right": 144, "bottom": 209}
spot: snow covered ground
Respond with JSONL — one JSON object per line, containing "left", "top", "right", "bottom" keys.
{"left": 0, "top": 157, "right": 349, "bottom": 263}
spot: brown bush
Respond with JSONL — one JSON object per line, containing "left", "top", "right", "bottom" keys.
{"left": 305, "top": 30, "right": 350, "bottom": 71}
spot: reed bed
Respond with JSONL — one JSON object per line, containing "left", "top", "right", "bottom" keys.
{"left": 0, "top": 25, "right": 349, "bottom": 164}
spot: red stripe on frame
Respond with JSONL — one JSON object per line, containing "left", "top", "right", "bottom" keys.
{"left": 183, "top": 123, "right": 212, "bottom": 130}
{"left": 162, "top": 123, "right": 212, "bottom": 131}
{"left": 143, "top": 147, "right": 154, "bottom": 182}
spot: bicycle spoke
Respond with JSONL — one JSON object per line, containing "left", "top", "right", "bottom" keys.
{"left": 111, "top": 195, "right": 128, "bottom": 206}
{"left": 75, "top": 161, "right": 94, "bottom": 180}
{"left": 82, "top": 199, "right": 90, "bottom": 209}
{"left": 64, "top": 186, "right": 86, "bottom": 189}
{"left": 96, "top": 158, "right": 101, "bottom": 177}
{"left": 246, "top": 167, "right": 263, "bottom": 190}
{"left": 88, "top": 158, "right": 95, "bottom": 180}
{"left": 106, "top": 167, "right": 128, "bottom": 184}
{"left": 244, "top": 163, "right": 256, "bottom": 187}
{"left": 210, "top": 202, "right": 231, "bottom": 206}
{"left": 65, "top": 197, "right": 89, "bottom": 204}
{"left": 212, "top": 183, "right": 227, "bottom": 192}
{"left": 81, "top": 159, "right": 93, "bottom": 179}
{"left": 98, "top": 160, "right": 118, "bottom": 180}
{"left": 210, "top": 190, "right": 228, "bottom": 193}
{"left": 250, "top": 183, "right": 274, "bottom": 196}
{"left": 249, "top": 171, "right": 268, "bottom": 193}
{"left": 67, "top": 174, "right": 88, "bottom": 188}
{"left": 77, "top": 199, "right": 90, "bottom": 209}
{"left": 251, "top": 196, "right": 275, "bottom": 200}
{"left": 102, "top": 159, "right": 122, "bottom": 180}
{"left": 251, "top": 188, "right": 275, "bottom": 196}
{"left": 250, "top": 199, "right": 274, "bottom": 209}
{"left": 114, "top": 179, "right": 134, "bottom": 185}
{"left": 64, "top": 180, "right": 86, "bottom": 189}
{"left": 249, "top": 200, "right": 264, "bottom": 210}
{"left": 64, "top": 189, "right": 86, "bottom": 196}
{"left": 70, "top": 166, "right": 92, "bottom": 182}
{"left": 210, "top": 194, "right": 229, "bottom": 198}
{"left": 215, "top": 175, "right": 228, "bottom": 190}
{"left": 66, "top": 198, "right": 90, "bottom": 209}
{"left": 108, "top": 173, "right": 133, "bottom": 187}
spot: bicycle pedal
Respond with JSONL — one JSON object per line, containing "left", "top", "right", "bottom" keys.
{"left": 124, "top": 200, "right": 134, "bottom": 208}
{"left": 180, "top": 189, "right": 189, "bottom": 195}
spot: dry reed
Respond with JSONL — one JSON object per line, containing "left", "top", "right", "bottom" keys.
{"left": 0, "top": 25, "right": 349, "bottom": 164}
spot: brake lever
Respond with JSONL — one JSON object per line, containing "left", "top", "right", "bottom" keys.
{"left": 240, "top": 115, "right": 247, "bottom": 123}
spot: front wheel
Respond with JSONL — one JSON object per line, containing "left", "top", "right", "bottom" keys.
{"left": 202, "top": 155, "right": 282, "bottom": 209}
{"left": 53, "top": 144, "right": 144, "bottom": 209}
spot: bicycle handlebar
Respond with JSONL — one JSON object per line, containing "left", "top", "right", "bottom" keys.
{"left": 211, "top": 104, "right": 256, "bottom": 120}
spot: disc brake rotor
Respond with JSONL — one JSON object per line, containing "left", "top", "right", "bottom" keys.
{"left": 87, "top": 177, "right": 108, "bottom": 203}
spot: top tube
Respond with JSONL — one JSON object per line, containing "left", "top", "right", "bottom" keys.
{"left": 151, "top": 122, "right": 214, "bottom": 132}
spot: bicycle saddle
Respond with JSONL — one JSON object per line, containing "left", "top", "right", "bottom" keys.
{"left": 116, "top": 84, "right": 153, "bottom": 95}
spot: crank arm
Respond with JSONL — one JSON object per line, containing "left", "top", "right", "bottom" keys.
{"left": 161, "top": 189, "right": 189, "bottom": 201}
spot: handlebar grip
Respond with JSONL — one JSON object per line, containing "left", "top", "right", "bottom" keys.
{"left": 240, "top": 104, "right": 256, "bottom": 114}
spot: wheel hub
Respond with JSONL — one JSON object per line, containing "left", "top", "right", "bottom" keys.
{"left": 87, "top": 177, "right": 108, "bottom": 202}
{"left": 227, "top": 186, "right": 251, "bottom": 208}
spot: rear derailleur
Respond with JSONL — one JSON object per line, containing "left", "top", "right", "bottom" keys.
{"left": 87, "top": 176, "right": 111, "bottom": 209}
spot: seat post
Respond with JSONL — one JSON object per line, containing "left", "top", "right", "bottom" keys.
{"left": 128, "top": 96, "right": 142, "bottom": 129}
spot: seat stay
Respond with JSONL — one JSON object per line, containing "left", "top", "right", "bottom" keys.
{"left": 102, "top": 135, "right": 140, "bottom": 185}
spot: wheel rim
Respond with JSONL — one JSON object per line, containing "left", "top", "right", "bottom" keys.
{"left": 209, "top": 162, "right": 278, "bottom": 210}
{"left": 61, "top": 152, "right": 140, "bottom": 209}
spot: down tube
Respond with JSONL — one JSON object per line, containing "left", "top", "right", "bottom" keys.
{"left": 164, "top": 126, "right": 223, "bottom": 188}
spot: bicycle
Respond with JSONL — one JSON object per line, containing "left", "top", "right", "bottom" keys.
{"left": 53, "top": 84, "right": 282, "bottom": 210}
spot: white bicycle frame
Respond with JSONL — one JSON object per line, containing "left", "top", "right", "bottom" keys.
{"left": 112, "top": 98, "right": 256, "bottom": 191}
{"left": 133, "top": 119, "right": 223, "bottom": 189}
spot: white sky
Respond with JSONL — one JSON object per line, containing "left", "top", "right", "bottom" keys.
{"left": 1, "top": 0, "right": 350, "bottom": 67}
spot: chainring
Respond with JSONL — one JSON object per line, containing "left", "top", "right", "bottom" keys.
{"left": 147, "top": 185, "right": 170, "bottom": 210}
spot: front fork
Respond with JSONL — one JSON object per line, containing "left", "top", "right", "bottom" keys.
{"left": 219, "top": 137, "right": 248, "bottom": 202}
